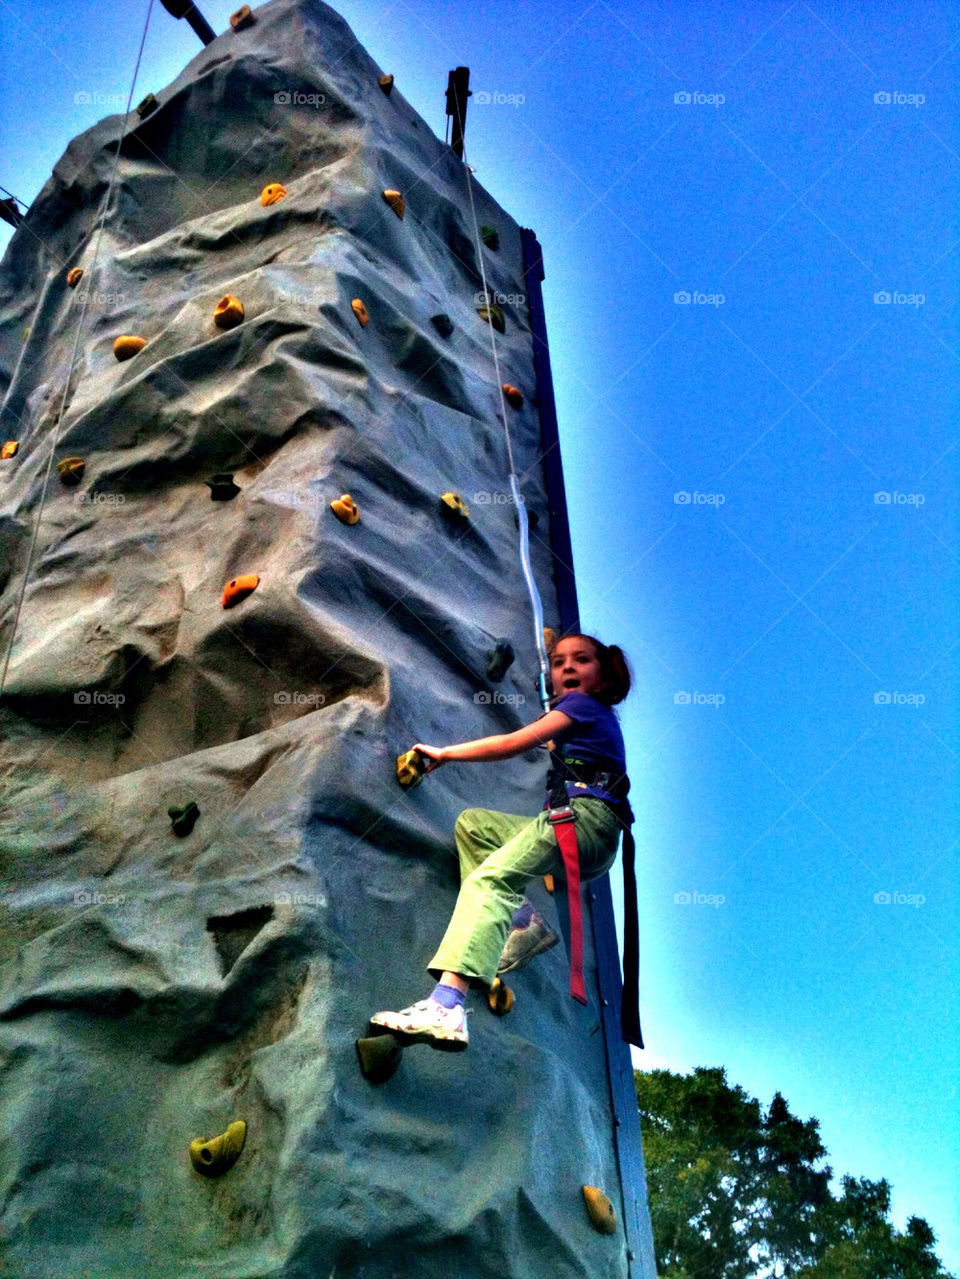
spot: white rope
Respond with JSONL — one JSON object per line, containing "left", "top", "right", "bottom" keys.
{"left": 0, "top": 0, "right": 156, "bottom": 700}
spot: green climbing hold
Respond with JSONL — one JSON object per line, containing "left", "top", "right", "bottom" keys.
{"left": 136, "top": 93, "right": 159, "bottom": 120}
{"left": 486, "top": 639, "right": 515, "bottom": 683}
{"left": 481, "top": 225, "right": 500, "bottom": 250}
{"left": 476, "top": 305, "right": 505, "bottom": 334}
{"left": 205, "top": 473, "right": 240, "bottom": 501}
{"left": 168, "top": 801, "right": 200, "bottom": 837}
{"left": 189, "top": 1120, "right": 246, "bottom": 1177}
{"left": 430, "top": 313, "right": 453, "bottom": 338}
{"left": 396, "top": 748, "right": 425, "bottom": 790}
{"left": 356, "top": 1032, "right": 402, "bottom": 1084}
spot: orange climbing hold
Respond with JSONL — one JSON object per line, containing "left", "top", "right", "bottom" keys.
{"left": 1, "top": 441, "right": 18, "bottom": 459}
{"left": 502, "top": 383, "right": 523, "bottom": 409}
{"left": 330, "top": 494, "right": 359, "bottom": 525}
{"left": 66, "top": 267, "right": 83, "bottom": 288}
{"left": 214, "top": 295, "right": 244, "bottom": 329}
{"left": 582, "top": 1186, "right": 617, "bottom": 1234}
{"left": 113, "top": 335, "right": 146, "bottom": 361}
{"left": 382, "top": 189, "right": 405, "bottom": 219}
{"left": 351, "top": 298, "right": 369, "bottom": 327}
{"left": 543, "top": 626, "right": 557, "bottom": 652}
{"left": 261, "top": 183, "right": 286, "bottom": 207}
{"left": 379, "top": 74, "right": 394, "bottom": 96}
{"left": 57, "top": 457, "right": 85, "bottom": 486}
{"left": 230, "top": 4, "right": 254, "bottom": 30}
{"left": 222, "top": 574, "right": 259, "bottom": 608}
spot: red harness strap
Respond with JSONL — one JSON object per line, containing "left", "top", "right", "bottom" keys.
{"left": 547, "top": 804, "right": 587, "bottom": 1005}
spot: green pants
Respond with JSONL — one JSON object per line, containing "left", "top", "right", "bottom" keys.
{"left": 428, "top": 798, "right": 622, "bottom": 989}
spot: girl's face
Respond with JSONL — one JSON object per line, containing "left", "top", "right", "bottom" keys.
{"left": 550, "top": 637, "right": 604, "bottom": 700}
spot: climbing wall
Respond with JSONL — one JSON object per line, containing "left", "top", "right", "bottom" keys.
{"left": 0, "top": 1, "right": 650, "bottom": 1274}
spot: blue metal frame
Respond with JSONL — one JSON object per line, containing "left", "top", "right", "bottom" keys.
{"left": 520, "top": 227, "right": 658, "bottom": 1279}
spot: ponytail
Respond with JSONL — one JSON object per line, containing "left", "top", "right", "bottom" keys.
{"left": 548, "top": 633, "right": 632, "bottom": 706}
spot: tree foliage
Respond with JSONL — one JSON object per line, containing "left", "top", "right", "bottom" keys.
{"left": 635, "top": 1066, "right": 954, "bottom": 1279}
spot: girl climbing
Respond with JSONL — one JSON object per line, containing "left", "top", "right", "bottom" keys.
{"left": 368, "top": 632, "right": 634, "bottom": 1052}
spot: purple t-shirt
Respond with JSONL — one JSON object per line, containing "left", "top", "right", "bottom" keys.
{"left": 546, "top": 691, "right": 627, "bottom": 804}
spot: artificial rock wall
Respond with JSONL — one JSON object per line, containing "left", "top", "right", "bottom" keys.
{"left": 0, "top": 1, "right": 643, "bottom": 1274}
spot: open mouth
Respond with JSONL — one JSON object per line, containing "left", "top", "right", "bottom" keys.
{"left": 563, "top": 678, "right": 580, "bottom": 689}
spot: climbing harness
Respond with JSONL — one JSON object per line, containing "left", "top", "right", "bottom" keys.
{"left": 0, "top": 0, "right": 156, "bottom": 703}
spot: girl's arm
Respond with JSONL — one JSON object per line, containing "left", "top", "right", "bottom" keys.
{"left": 413, "top": 709, "right": 573, "bottom": 771}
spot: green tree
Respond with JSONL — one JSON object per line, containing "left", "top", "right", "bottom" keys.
{"left": 635, "top": 1067, "right": 954, "bottom": 1279}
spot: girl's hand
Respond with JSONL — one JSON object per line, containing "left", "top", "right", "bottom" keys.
{"left": 412, "top": 743, "right": 448, "bottom": 773}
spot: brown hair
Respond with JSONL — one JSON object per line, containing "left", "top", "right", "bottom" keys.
{"left": 548, "top": 633, "right": 632, "bottom": 707}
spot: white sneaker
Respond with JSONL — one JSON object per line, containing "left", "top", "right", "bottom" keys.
{"left": 368, "top": 998, "right": 468, "bottom": 1051}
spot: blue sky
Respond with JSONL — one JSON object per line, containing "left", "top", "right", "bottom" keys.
{"left": 1, "top": 0, "right": 957, "bottom": 1268}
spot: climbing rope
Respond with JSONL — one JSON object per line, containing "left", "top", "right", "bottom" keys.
{"left": 0, "top": 0, "right": 156, "bottom": 701}
{"left": 453, "top": 116, "right": 551, "bottom": 713}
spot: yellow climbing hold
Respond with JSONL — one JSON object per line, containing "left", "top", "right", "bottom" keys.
{"left": 488, "top": 977, "right": 515, "bottom": 1016}
{"left": 543, "top": 874, "right": 555, "bottom": 895}
{"left": 382, "top": 188, "right": 405, "bottom": 219}
{"left": 189, "top": 1120, "right": 246, "bottom": 1178}
{"left": 439, "top": 491, "right": 469, "bottom": 522}
{"left": 351, "top": 298, "right": 369, "bottom": 327}
{"left": 379, "top": 74, "right": 394, "bottom": 96}
{"left": 582, "top": 1185, "right": 617, "bottom": 1234}
{"left": 113, "top": 335, "right": 146, "bottom": 361}
{"left": 213, "top": 295, "right": 244, "bottom": 330}
{"left": 261, "top": 183, "right": 286, "bottom": 207}
{"left": 66, "top": 267, "right": 83, "bottom": 288}
{"left": 502, "top": 383, "right": 524, "bottom": 409}
{"left": 477, "top": 304, "right": 505, "bottom": 334}
{"left": 136, "top": 93, "right": 159, "bottom": 120}
{"left": 396, "top": 748, "right": 425, "bottom": 790}
{"left": 222, "top": 574, "right": 259, "bottom": 608}
{"left": 330, "top": 494, "right": 360, "bottom": 525}
{"left": 543, "top": 627, "right": 557, "bottom": 652}
{"left": 230, "top": 4, "right": 254, "bottom": 30}
{"left": 57, "top": 457, "right": 85, "bottom": 486}
{"left": 1, "top": 441, "right": 18, "bottom": 459}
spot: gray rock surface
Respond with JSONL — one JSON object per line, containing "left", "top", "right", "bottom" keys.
{"left": 0, "top": 1, "right": 636, "bottom": 1273}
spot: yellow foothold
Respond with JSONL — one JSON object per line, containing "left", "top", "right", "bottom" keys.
{"left": 488, "top": 977, "right": 515, "bottom": 1016}
{"left": 396, "top": 748, "right": 425, "bottom": 790}
{"left": 57, "top": 457, "right": 85, "bottom": 486}
{"left": 261, "top": 183, "right": 287, "bottom": 207}
{"left": 222, "top": 573, "right": 259, "bottom": 608}
{"left": 135, "top": 93, "right": 159, "bottom": 120}
{"left": 439, "top": 491, "right": 469, "bottom": 522}
{"left": 230, "top": 4, "right": 254, "bottom": 30}
{"left": 213, "top": 295, "right": 244, "bottom": 329}
{"left": 1, "top": 441, "right": 18, "bottom": 459}
{"left": 189, "top": 1120, "right": 246, "bottom": 1178}
{"left": 502, "top": 383, "right": 524, "bottom": 409}
{"left": 66, "top": 267, "right": 83, "bottom": 288}
{"left": 351, "top": 298, "right": 369, "bottom": 327}
{"left": 330, "top": 494, "right": 360, "bottom": 525}
{"left": 113, "top": 335, "right": 146, "bottom": 361}
{"left": 476, "top": 304, "right": 505, "bottom": 334}
{"left": 379, "top": 74, "right": 394, "bottom": 96}
{"left": 382, "top": 188, "right": 405, "bottom": 219}
{"left": 582, "top": 1185, "right": 617, "bottom": 1234}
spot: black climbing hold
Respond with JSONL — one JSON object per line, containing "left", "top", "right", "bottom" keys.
{"left": 481, "top": 225, "right": 500, "bottom": 250}
{"left": 486, "top": 639, "right": 515, "bottom": 683}
{"left": 168, "top": 800, "right": 200, "bottom": 837}
{"left": 430, "top": 313, "right": 454, "bottom": 339}
{"left": 136, "top": 93, "right": 159, "bottom": 120}
{"left": 356, "top": 1033, "right": 403, "bottom": 1084}
{"left": 206, "top": 472, "right": 240, "bottom": 501}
